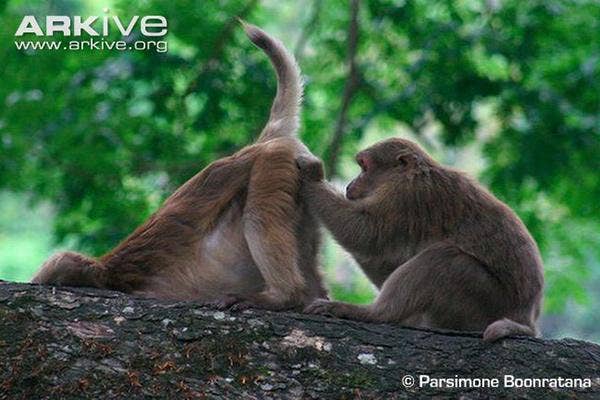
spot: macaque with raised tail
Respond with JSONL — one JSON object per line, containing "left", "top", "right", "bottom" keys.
{"left": 297, "top": 138, "right": 544, "bottom": 341}
{"left": 32, "top": 22, "right": 328, "bottom": 310}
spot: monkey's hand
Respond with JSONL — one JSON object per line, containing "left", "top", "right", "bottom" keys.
{"left": 296, "top": 156, "right": 324, "bottom": 182}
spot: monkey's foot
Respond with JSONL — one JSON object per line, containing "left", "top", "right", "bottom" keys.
{"left": 304, "top": 299, "right": 349, "bottom": 318}
{"left": 230, "top": 300, "right": 299, "bottom": 312}
{"left": 198, "top": 295, "right": 267, "bottom": 311}
{"left": 198, "top": 295, "right": 240, "bottom": 310}
{"left": 229, "top": 300, "right": 257, "bottom": 312}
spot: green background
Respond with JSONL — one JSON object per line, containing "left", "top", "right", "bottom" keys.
{"left": 1, "top": 0, "right": 599, "bottom": 341}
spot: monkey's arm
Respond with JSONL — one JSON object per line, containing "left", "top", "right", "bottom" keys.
{"left": 302, "top": 181, "right": 382, "bottom": 253}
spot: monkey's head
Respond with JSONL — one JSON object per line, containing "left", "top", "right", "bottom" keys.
{"left": 346, "top": 138, "right": 438, "bottom": 200}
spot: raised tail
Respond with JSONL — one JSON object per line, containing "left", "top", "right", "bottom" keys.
{"left": 240, "top": 20, "right": 303, "bottom": 143}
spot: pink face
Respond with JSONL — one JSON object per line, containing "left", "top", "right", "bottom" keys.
{"left": 346, "top": 152, "right": 373, "bottom": 200}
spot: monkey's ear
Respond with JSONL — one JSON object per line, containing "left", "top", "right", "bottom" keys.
{"left": 396, "top": 154, "right": 410, "bottom": 167}
{"left": 396, "top": 153, "right": 423, "bottom": 169}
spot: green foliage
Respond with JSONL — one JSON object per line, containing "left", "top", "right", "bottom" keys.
{"left": 0, "top": 192, "right": 54, "bottom": 281}
{"left": 1, "top": 0, "right": 599, "bottom": 334}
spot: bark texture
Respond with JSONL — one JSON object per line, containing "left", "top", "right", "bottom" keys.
{"left": 1, "top": 281, "right": 599, "bottom": 399}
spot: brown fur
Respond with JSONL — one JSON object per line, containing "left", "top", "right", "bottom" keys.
{"left": 298, "top": 138, "right": 544, "bottom": 341}
{"left": 32, "top": 23, "right": 327, "bottom": 310}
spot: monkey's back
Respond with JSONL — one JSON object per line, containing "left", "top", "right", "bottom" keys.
{"left": 449, "top": 173, "right": 544, "bottom": 305}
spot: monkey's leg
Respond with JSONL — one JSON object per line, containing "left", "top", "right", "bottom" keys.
{"left": 100, "top": 150, "right": 259, "bottom": 297}
{"left": 32, "top": 251, "right": 106, "bottom": 288}
{"left": 306, "top": 243, "right": 506, "bottom": 329}
{"left": 238, "top": 142, "right": 307, "bottom": 310}
{"left": 162, "top": 149, "right": 256, "bottom": 232}
{"left": 483, "top": 318, "right": 538, "bottom": 342}
{"left": 304, "top": 244, "right": 447, "bottom": 321}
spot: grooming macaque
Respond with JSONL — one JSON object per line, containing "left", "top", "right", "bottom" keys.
{"left": 32, "top": 23, "right": 328, "bottom": 310}
{"left": 297, "top": 139, "right": 544, "bottom": 341}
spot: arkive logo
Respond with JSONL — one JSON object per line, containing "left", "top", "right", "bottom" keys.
{"left": 15, "top": 14, "right": 167, "bottom": 37}
{"left": 13, "top": 8, "right": 168, "bottom": 53}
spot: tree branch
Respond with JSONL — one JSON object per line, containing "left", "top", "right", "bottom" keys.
{"left": 1, "top": 281, "right": 599, "bottom": 399}
{"left": 324, "top": 0, "right": 361, "bottom": 177}
{"left": 294, "top": 0, "right": 323, "bottom": 59}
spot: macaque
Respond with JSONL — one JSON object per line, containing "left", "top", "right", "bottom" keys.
{"left": 32, "top": 22, "right": 328, "bottom": 310}
{"left": 297, "top": 138, "right": 544, "bottom": 341}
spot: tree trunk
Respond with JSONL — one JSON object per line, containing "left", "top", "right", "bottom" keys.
{"left": 1, "top": 281, "right": 598, "bottom": 399}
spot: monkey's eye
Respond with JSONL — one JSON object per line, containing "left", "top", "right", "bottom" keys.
{"left": 357, "top": 154, "right": 370, "bottom": 171}
{"left": 396, "top": 156, "right": 408, "bottom": 168}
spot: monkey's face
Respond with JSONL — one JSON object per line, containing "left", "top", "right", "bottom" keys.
{"left": 346, "top": 151, "right": 384, "bottom": 200}
{"left": 347, "top": 138, "right": 431, "bottom": 200}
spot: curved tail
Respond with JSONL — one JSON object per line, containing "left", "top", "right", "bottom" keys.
{"left": 240, "top": 20, "right": 303, "bottom": 143}
{"left": 483, "top": 318, "right": 538, "bottom": 342}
